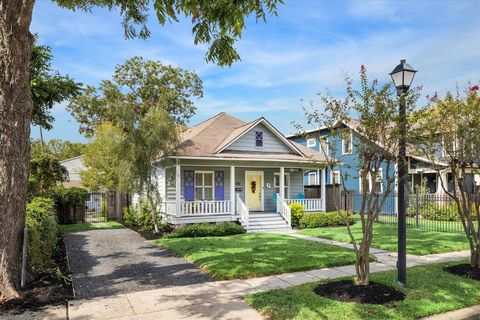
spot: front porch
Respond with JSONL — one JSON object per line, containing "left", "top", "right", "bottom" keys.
{"left": 159, "top": 161, "right": 326, "bottom": 230}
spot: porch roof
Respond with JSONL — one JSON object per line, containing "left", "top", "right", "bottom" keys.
{"left": 174, "top": 112, "right": 331, "bottom": 163}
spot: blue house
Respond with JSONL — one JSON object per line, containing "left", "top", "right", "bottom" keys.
{"left": 287, "top": 119, "right": 458, "bottom": 212}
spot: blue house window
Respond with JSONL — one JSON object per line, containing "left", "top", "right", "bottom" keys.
{"left": 255, "top": 131, "right": 263, "bottom": 147}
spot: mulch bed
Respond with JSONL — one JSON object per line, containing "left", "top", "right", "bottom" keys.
{"left": 444, "top": 264, "right": 480, "bottom": 281}
{"left": 0, "top": 235, "right": 73, "bottom": 314}
{"left": 314, "top": 279, "right": 405, "bottom": 305}
{"left": 127, "top": 225, "right": 173, "bottom": 240}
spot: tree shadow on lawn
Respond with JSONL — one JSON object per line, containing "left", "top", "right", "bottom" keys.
{"left": 158, "top": 233, "right": 359, "bottom": 280}
{"left": 247, "top": 262, "right": 480, "bottom": 320}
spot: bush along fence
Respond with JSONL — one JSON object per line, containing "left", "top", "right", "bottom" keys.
{"left": 340, "top": 191, "right": 466, "bottom": 234}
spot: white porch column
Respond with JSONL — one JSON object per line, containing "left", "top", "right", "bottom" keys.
{"left": 175, "top": 164, "right": 181, "bottom": 217}
{"left": 321, "top": 167, "right": 326, "bottom": 211}
{"left": 230, "top": 166, "right": 235, "bottom": 214}
{"left": 280, "top": 167, "right": 285, "bottom": 200}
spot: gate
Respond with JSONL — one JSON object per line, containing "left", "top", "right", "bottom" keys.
{"left": 85, "top": 192, "right": 106, "bottom": 222}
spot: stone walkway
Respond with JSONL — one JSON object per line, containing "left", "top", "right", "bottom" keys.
{"left": 6, "top": 232, "right": 474, "bottom": 320}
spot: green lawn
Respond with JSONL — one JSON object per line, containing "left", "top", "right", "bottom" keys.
{"left": 156, "top": 233, "right": 360, "bottom": 280}
{"left": 59, "top": 221, "right": 124, "bottom": 233}
{"left": 245, "top": 261, "right": 480, "bottom": 320}
{"left": 300, "top": 223, "right": 468, "bottom": 255}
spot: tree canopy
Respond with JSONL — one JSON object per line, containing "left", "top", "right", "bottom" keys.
{"left": 54, "top": 0, "right": 284, "bottom": 66}
{"left": 30, "top": 138, "right": 87, "bottom": 160}
{"left": 30, "top": 37, "right": 82, "bottom": 129}
{"left": 68, "top": 56, "right": 202, "bottom": 137}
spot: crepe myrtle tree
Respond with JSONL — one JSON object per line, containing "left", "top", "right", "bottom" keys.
{"left": 75, "top": 58, "right": 199, "bottom": 233}
{"left": 298, "top": 66, "right": 419, "bottom": 285}
{"left": 0, "top": 0, "right": 283, "bottom": 300}
{"left": 415, "top": 84, "right": 480, "bottom": 268}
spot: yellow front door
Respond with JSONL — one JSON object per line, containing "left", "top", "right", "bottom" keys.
{"left": 246, "top": 171, "right": 263, "bottom": 210}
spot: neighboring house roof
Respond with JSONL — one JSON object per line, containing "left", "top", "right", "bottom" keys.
{"left": 287, "top": 118, "right": 446, "bottom": 166}
{"left": 174, "top": 112, "right": 329, "bottom": 163}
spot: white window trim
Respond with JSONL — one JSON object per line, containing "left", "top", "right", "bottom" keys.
{"left": 320, "top": 136, "right": 329, "bottom": 156}
{"left": 194, "top": 171, "right": 215, "bottom": 200}
{"left": 274, "top": 172, "right": 290, "bottom": 198}
{"left": 342, "top": 131, "right": 353, "bottom": 155}
{"left": 307, "top": 171, "right": 317, "bottom": 186}
{"left": 306, "top": 137, "right": 316, "bottom": 148}
{"left": 331, "top": 171, "right": 341, "bottom": 185}
{"left": 358, "top": 168, "right": 384, "bottom": 193}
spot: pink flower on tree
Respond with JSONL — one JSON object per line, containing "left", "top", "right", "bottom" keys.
{"left": 372, "top": 79, "right": 378, "bottom": 85}
{"left": 428, "top": 92, "right": 438, "bottom": 102}
{"left": 360, "top": 64, "right": 365, "bottom": 72}
{"left": 469, "top": 85, "right": 479, "bottom": 92}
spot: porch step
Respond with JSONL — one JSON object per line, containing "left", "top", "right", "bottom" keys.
{"left": 242, "top": 212, "right": 291, "bottom": 232}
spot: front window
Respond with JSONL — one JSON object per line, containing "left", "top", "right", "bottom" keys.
{"left": 342, "top": 131, "right": 353, "bottom": 155}
{"left": 308, "top": 172, "right": 317, "bottom": 185}
{"left": 359, "top": 169, "right": 383, "bottom": 193}
{"left": 320, "top": 137, "right": 329, "bottom": 156}
{"left": 195, "top": 171, "right": 214, "bottom": 200}
{"left": 255, "top": 131, "right": 263, "bottom": 147}
{"left": 274, "top": 173, "right": 290, "bottom": 197}
{"left": 332, "top": 171, "right": 341, "bottom": 184}
{"left": 306, "top": 138, "right": 316, "bottom": 148}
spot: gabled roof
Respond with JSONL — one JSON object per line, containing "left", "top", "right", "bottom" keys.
{"left": 174, "top": 112, "right": 329, "bottom": 163}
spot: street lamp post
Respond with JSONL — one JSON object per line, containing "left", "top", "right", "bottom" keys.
{"left": 390, "top": 59, "right": 417, "bottom": 286}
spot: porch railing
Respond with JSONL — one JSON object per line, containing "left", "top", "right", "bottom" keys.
{"left": 163, "top": 200, "right": 232, "bottom": 216}
{"left": 182, "top": 200, "right": 232, "bottom": 215}
{"left": 276, "top": 193, "right": 292, "bottom": 227}
{"left": 236, "top": 194, "right": 249, "bottom": 228}
{"left": 285, "top": 198, "right": 323, "bottom": 212}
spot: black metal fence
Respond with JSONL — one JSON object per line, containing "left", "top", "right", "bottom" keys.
{"left": 340, "top": 191, "right": 465, "bottom": 234}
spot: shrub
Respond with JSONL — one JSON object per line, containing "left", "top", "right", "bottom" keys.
{"left": 123, "top": 206, "right": 137, "bottom": 227}
{"left": 122, "top": 199, "right": 155, "bottom": 231}
{"left": 26, "top": 197, "right": 58, "bottom": 273}
{"left": 299, "top": 211, "right": 354, "bottom": 228}
{"left": 421, "top": 204, "right": 459, "bottom": 221}
{"left": 165, "top": 222, "right": 245, "bottom": 238}
{"left": 54, "top": 186, "right": 89, "bottom": 224}
{"left": 290, "top": 203, "right": 304, "bottom": 227}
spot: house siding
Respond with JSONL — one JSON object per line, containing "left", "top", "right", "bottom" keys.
{"left": 225, "top": 123, "right": 293, "bottom": 153}
{"left": 165, "top": 165, "right": 303, "bottom": 212}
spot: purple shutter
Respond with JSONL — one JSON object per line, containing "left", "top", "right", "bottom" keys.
{"left": 215, "top": 171, "right": 224, "bottom": 200}
{"left": 184, "top": 170, "right": 194, "bottom": 201}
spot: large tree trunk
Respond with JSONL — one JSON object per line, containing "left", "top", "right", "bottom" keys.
{"left": 0, "top": 0, "right": 35, "bottom": 302}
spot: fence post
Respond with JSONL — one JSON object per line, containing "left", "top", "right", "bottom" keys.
{"left": 415, "top": 189, "right": 419, "bottom": 228}
{"left": 21, "top": 227, "right": 28, "bottom": 288}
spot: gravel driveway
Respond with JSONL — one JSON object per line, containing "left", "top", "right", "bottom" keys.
{"left": 64, "top": 228, "right": 213, "bottom": 299}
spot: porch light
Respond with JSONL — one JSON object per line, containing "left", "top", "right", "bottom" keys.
{"left": 389, "top": 59, "right": 417, "bottom": 95}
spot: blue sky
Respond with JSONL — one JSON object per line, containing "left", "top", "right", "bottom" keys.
{"left": 31, "top": 0, "right": 480, "bottom": 143}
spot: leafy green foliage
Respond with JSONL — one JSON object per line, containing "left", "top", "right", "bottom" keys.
{"left": 54, "top": 186, "right": 88, "bottom": 206}
{"left": 299, "top": 211, "right": 354, "bottom": 228}
{"left": 421, "top": 204, "right": 460, "bottom": 221}
{"left": 122, "top": 200, "right": 156, "bottom": 231}
{"left": 289, "top": 203, "right": 304, "bottom": 227}
{"left": 30, "top": 37, "right": 82, "bottom": 129}
{"left": 54, "top": 1, "right": 284, "bottom": 66}
{"left": 68, "top": 56, "right": 202, "bottom": 137}
{"left": 30, "top": 138, "right": 86, "bottom": 160}
{"left": 26, "top": 198, "right": 59, "bottom": 274}
{"left": 28, "top": 155, "right": 69, "bottom": 199}
{"left": 165, "top": 222, "right": 245, "bottom": 238}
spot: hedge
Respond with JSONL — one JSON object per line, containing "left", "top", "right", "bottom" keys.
{"left": 123, "top": 199, "right": 156, "bottom": 231}
{"left": 299, "top": 211, "right": 354, "bottom": 228}
{"left": 165, "top": 222, "right": 245, "bottom": 238}
{"left": 26, "top": 197, "right": 59, "bottom": 273}
{"left": 290, "top": 203, "right": 304, "bottom": 227}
